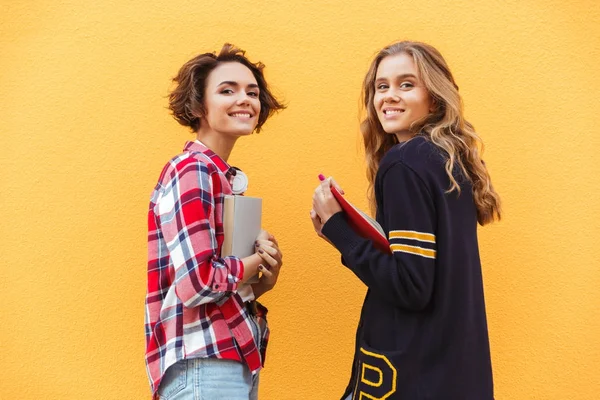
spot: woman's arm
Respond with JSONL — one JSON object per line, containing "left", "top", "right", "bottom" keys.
{"left": 157, "top": 159, "right": 247, "bottom": 308}
{"left": 319, "top": 163, "right": 437, "bottom": 310}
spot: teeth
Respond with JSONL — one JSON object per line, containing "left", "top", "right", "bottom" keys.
{"left": 231, "top": 113, "right": 251, "bottom": 117}
{"left": 384, "top": 110, "right": 403, "bottom": 115}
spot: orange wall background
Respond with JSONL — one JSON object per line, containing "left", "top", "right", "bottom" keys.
{"left": 1, "top": 1, "right": 599, "bottom": 399}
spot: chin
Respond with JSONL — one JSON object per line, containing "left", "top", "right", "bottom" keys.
{"left": 380, "top": 123, "right": 404, "bottom": 135}
{"left": 231, "top": 128, "right": 256, "bottom": 137}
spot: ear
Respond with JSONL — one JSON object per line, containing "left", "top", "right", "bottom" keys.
{"left": 429, "top": 98, "right": 437, "bottom": 113}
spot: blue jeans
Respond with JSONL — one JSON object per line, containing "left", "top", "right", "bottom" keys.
{"left": 157, "top": 358, "right": 260, "bottom": 400}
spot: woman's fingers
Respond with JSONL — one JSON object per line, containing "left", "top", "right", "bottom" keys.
{"left": 313, "top": 180, "right": 342, "bottom": 221}
{"left": 312, "top": 189, "right": 322, "bottom": 208}
{"left": 313, "top": 177, "right": 341, "bottom": 207}
{"left": 255, "top": 241, "right": 282, "bottom": 260}
{"left": 320, "top": 178, "right": 332, "bottom": 195}
{"left": 256, "top": 229, "right": 270, "bottom": 241}
{"left": 255, "top": 239, "right": 275, "bottom": 248}
{"left": 328, "top": 176, "right": 344, "bottom": 195}
{"left": 257, "top": 246, "right": 280, "bottom": 268}
{"left": 312, "top": 190, "right": 328, "bottom": 216}
{"left": 258, "top": 264, "right": 273, "bottom": 277}
{"left": 264, "top": 247, "right": 282, "bottom": 264}
{"left": 310, "top": 209, "right": 323, "bottom": 234}
{"left": 268, "top": 234, "right": 279, "bottom": 246}
{"left": 310, "top": 209, "right": 320, "bottom": 223}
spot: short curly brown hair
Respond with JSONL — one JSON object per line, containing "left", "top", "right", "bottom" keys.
{"left": 168, "top": 43, "right": 285, "bottom": 133}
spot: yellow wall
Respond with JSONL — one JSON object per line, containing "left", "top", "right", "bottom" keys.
{"left": 1, "top": 1, "right": 599, "bottom": 399}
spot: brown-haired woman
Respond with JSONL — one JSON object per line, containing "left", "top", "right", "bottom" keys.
{"left": 311, "top": 41, "right": 501, "bottom": 400}
{"left": 145, "top": 44, "right": 285, "bottom": 400}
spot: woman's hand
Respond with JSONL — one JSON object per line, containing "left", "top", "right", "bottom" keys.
{"left": 310, "top": 209, "right": 333, "bottom": 245}
{"left": 251, "top": 232, "right": 283, "bottom": 298}
{"left": 256, "top": 229, "right": 270, "bottom": 242}
{"left": 312, "top": 177, "right": 343, "bottom": 225}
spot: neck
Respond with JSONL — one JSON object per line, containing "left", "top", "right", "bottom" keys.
{"left": 394, "top": 131, "right": 414, "bottom": 143}
{"left": 195, "top": 130, "right": 237, "bottom": 162}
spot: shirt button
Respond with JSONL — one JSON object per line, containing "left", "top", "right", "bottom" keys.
{"left": 214, "top": 284, "right": 220, "bottom": 289}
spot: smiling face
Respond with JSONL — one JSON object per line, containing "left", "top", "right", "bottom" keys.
{"left": 201, "top": 62, "right": 261, "bottom": 138}
{"left": 373, "top": 53, "right": 434, "bottom": 142}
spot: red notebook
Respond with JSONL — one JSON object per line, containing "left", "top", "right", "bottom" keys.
{"left": 318, "top": 174, "right": 391, "bottom": 254}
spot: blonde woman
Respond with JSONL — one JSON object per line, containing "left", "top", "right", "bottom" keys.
{"left": 311, "top": 41, "right": 501, "bottom": 400}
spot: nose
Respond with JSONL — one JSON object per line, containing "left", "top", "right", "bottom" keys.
{"left": 383, "top": 90, "right": 401, "bottom": 103}
{"left": 236, "top": 92, "right": 252, "bottom": 106}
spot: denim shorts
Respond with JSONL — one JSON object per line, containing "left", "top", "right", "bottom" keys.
{"left": 157, "top": 357, "right": 260, "bottom": 400}
{"left": 157, "top": 313, "right": 262, "bottom": 400}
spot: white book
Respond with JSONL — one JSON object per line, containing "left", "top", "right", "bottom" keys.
{"left": 222, "top": 195, "right": 262, "bottom": 283}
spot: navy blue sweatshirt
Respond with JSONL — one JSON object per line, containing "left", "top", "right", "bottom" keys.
{"left": 322, "top": 136, "right": 493, "bottom": 400}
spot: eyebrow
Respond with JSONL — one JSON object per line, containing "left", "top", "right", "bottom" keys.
{"left": 217, "top": 81, "right": 260, "bottom": 89}
{"left": 375, "top": 73, "right": 418, "bottom": 82}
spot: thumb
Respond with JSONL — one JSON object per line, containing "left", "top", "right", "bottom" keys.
{"left": 328, "top": 177, "right": 345, "bottom": 195}
{"left": 259, "top": 264, "right": 273, "bottom": 276}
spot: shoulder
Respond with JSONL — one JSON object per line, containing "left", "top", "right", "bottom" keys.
{"left": 156, "top": 150, "right": 216, "bottom": 187}
{"left": 379, "top": 136, "right": 446, "bottom": 177}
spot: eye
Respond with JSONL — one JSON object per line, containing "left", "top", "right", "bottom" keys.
{"left": 220, "top": 88, "right": 234, "bottom": 94}
{"left": 399, "top": 82, "right": 414, "bottom": 90}
{"left": 376, "top": 83, "right": 389, "bottom": 90}
{"left": 247, "top": 91, "right": 259, "bottom": 97}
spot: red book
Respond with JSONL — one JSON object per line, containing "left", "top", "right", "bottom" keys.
{"left": 318, "top": 174, "right": 391, "bottom": 254}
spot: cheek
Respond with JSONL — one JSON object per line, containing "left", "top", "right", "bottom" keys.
{"left": 252, "top": 99, "right": 261, "bottom": 114}
{"left": 407, "top": 94, "right": 431, "bottom": 114}
{"left": 417, "top": 91, "right": 434, "bottom": 112}
{"left": 373, "top": 94, "right": 384, "bottom": 111}
{"left": 205, "top": 98, "right": 228, "bottom": 119}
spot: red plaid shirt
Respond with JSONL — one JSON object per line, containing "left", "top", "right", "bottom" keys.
{"left": 145, "top": 141, "right": 268, "bottom": 397}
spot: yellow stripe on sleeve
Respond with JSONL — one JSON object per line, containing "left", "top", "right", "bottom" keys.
{"left": 390, "top": 244, "right": 436, "bottom": 259}
{"left": 389, "top": 230, "right": 436, "bottom": 243}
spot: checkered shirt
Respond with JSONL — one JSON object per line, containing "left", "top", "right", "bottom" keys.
{"left": 145, "top": 141, "right": 268, "bottom": 397}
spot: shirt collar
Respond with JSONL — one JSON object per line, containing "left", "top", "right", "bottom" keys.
{"left": 183, "top": 140, "right": 235, "bottom": 177}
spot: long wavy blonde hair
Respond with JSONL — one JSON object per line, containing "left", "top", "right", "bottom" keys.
{"left": 361, "top": 41, "right": 501, "bottom": 225}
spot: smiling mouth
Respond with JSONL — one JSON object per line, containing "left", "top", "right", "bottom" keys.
{"left": 229, "top": 112, "right": 253, "bottom": 118}
{"left": 383, "top": 109, "right": 405, "bottom": 115}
